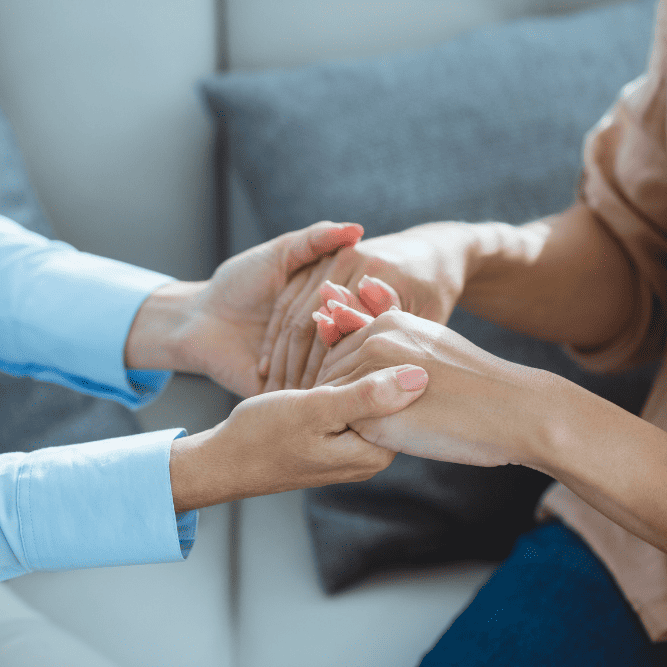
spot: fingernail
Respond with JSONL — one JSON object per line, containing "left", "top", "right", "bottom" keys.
{"left": 258, "top": 355, "right": 270, "bottom": 376}
{"left": 324, "top": 280, "right": 347, "bottom": 300}
{"left": 342, "top": 222, "right": 364, "bottom": 236}
{"left": 338, "top": 223, "right": 364, "bottom": 246}
{"left": 312, "top": 311, "right": 334, "bottom": 324}
{"left": 358, "top": 275, "right": 385, "bottom": 301}
{"left": 327, "top": 299, "right": 346, "bottom": 311}
{"left": 396, "top": 367, "right": 428, "bottom": 391}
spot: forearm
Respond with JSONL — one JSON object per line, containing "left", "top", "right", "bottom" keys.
{"left": 458, "top": 202, "right": 637, "bottom": 350}
{"left": 530, "top": 371, "right": 667, "bottom": 553}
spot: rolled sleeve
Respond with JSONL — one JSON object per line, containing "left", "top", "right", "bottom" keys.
{"left": 0, "top": 215, "right": 175, "bottom": 408}
{"left": 0, "top": 428, "right": 197, "bottom": 580}
{"left": 560, "top": 2, "right": 667, "bottom": 373}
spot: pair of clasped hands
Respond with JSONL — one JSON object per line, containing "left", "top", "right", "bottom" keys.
{"left": 163, "top": 220, "right": 545, "bottom": 510}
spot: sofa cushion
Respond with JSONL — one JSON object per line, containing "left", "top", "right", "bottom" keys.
{"left": 0, "top": 106, "right": 142, "bottom": 453}
{"left": 237, "top": 489, "right": 497, "bottom": 667}
{"left": 201, "top": 0, "right": 660, "bottom": 594}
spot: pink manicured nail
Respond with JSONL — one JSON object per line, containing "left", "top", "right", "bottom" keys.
{"left": 327, "top": 299, "right": 346, "bottom": 311}
{"left": 396, "top": 367, "right": 428, "bottom": 391}
{"left": 337, "top": 223, "right": 365, "bottom": 246}
{"left": 358, "top": 275, "right": 387, "bottom": 302}
{"left": 312, "top": 311, "right": 334, "bottom": 324}
{"left": 324, "top": 280, "right": 347, "bottom": 301}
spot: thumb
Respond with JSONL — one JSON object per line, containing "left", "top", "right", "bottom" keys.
{"left": 283, "top": 221, "right": 364, "bottom": 277}
{"left": 325, "top": 365, "right": 428, "bottom": 429}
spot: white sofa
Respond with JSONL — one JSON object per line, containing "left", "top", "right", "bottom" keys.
{"left": 0, "top": 0, "right": 617, "bottom": 665}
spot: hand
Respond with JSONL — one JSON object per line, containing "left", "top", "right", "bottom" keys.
{"left": 259, "top": 221, "right": 478, "bottom": 392}
{"left": 125, "top": 221, "right": 364, "bottom": 398}
{"left": 312, "top": 275, "right": 400, "bottom": 346}
{"left": 317, "top": 308, "right": 552, "bottom": 469}
{"left": 169, "top": 364, "right": 429, "bottom": 511}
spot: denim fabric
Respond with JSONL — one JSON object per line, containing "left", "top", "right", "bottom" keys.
{"left": 419, "top": 521, "right": 667, "bottom": 666}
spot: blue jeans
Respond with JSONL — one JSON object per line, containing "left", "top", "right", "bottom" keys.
{"left": 419, "top": 521, "right": 667, "bottom": 666}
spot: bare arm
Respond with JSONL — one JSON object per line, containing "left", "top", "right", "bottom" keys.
{"left": 534, "top": 370, "right": 667, "bottom": 553}
{"left": 459, "top": 201, "right": 638, "bottom": 351}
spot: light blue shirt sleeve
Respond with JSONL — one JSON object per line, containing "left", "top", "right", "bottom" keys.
{"left": 0, "top": 429, "right": 198, "bottom": 581}
{"left": 0, "top": 216, "right": 200, "bottom": 578}
{"left": 0, "top": 214, "right": 177, "bottom": 409}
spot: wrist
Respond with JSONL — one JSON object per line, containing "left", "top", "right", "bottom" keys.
{"left": 124, "top": 280, "right": 208, "bottom": 373}
{"left": 392, "top": 221, "right": 481, "bottom": 316}
{"left": 519, "top": 368, "right": 588, "bottom": 476}
{"left": 169, "top": 428, "right": 217, "bottom": 513}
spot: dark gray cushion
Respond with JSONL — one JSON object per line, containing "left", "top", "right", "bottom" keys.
{"left": 0, "top": 107, "right": 142, "bottom": 454}
{"left": 202, "top": 0, "right": 661, "bottom": 593}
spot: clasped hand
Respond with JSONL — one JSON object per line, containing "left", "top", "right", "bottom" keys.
{"left": 257, "top": 222, "right": 476, "bottom": 392}
{"left": 317, "top": 307, "right": 548, "bottom": 469}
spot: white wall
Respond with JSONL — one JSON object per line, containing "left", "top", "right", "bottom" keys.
{"left": 0, "top": 0, "right": 218, "bottom": 281}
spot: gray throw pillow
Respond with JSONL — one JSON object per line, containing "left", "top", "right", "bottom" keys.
{"left": 0, "top": 106, "right": 141, "bottom": 453}
{"left": 201, "top": 0, "right": 660, "bottom": 593}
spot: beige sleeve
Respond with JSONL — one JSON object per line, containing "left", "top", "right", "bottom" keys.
{"left": 560, "top": 0, "right": 667, "bottom": 374}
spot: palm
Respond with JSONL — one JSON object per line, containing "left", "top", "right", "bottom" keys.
{"left": 200, "top": 245, "right": 292, "bottom": 397}
{"left": 182, "top": 221, "right": 363, "bottom": 398}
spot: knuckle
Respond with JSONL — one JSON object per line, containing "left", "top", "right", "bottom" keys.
{"left": 362, "top": 335, "right": 387, "bottom": 358}
{"left": 356, "top": 375, "right": 384, "bottom": 412}
{"left": 376, "top": 308, "right": 404, "bottom": 327}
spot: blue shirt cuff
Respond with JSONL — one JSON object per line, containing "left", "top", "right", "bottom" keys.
{"left": 0, "top": 216, "right": 177, "bottom": 409}
{"left": 1, "top": 428, "right": 197, "bottom": 577}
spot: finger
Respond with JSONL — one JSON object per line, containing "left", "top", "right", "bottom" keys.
{"left": 282, "top": 221, "right": 364, "bottom": 277}
{"left": 314, "top": 325, "right": 375, "bottom": 386}
{"left": 327, "top": 299, "right": 374, "bottom": 334}
{"left": 258, "top": 267, "right": 312, "bottom": 378}
{"left": 312, "top": 311, "right": 342, "bottom": 348}
{"left": 320, "top": 280, "right": 369, "bottom": 315}
{"left": 315, "top": 280, "right": 367, "bottom": 350}
{"left": 300, "top": 331, "right": 331, "bottom": 389}
{"left": 358, "top": 275, "right": 402, "bottom": 317}
{"left": 316, "top": 279, "right": 372, "bottom": 348}
{"left": 325, "top": 428, "right": 397, "bottom": 478}
{"left": 281, "top": 262, "right": 338, "bottom": 390}
{"left": 267, "top": 258, "right": 333, "bottom": 392}
{"left": 318, "top": 365, "right": 428, "bottom": 430}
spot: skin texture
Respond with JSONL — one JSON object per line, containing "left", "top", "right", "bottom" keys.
{"left": 124, "top": 220, "right": 431, "bottom": 509}
{"left": 125, "top": 220, "right": 366, "bottom": 398}
{"left": 316, "top": 279, "right": 667, "bottom": 555}
{"left": 260, "top": 204, "right": 637, "bottom": 394}
{"left": 315, "top": 308, "right": 548, "bottom": 469}
{"left": 169, "top": 365, "right": 428, "bottom": 512}
{"left": 259, "top": 222, "right": 477, "bottom": 392}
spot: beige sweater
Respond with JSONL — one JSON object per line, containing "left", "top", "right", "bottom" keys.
{"left": 535, "top": 0, "right": 667, "bottom": 641}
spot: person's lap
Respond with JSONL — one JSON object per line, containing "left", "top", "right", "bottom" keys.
{"left": 418, "top": 520, "right": 667, "bottom": 667}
